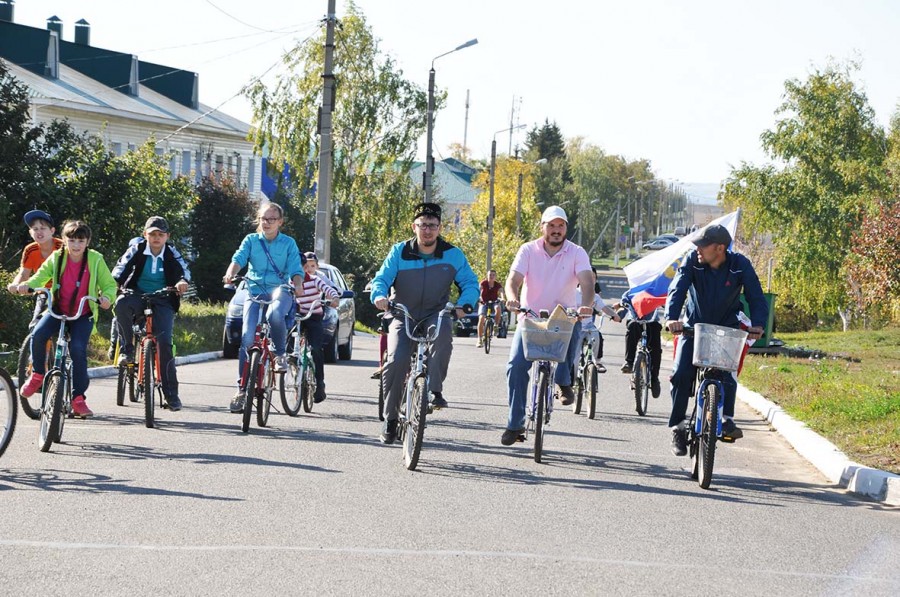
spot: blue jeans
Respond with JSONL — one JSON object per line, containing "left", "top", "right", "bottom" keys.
{"left": 31, "top": 313, "right": 93, "bottom": 398}
{"left": 505, "top": 321, "right": 582, "bottom": 431}
{"left": 668, "top": 334, "right": 737, "bottom": 428}
{"left": 238, "top": 287, "right": 294, "bottom": 383}
{"left": 115, "top": 295, "right": 179, "bottom": 400}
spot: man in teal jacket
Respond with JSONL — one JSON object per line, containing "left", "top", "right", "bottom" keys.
{"left": 370, "top": 202, "right": 479, "bottom": 443}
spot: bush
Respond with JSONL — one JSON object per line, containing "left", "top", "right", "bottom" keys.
{"left": 0, "top": 269, "right": 33, "bottom": 367}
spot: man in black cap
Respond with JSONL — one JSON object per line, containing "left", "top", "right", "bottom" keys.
{"left": 369, "top": 202, "right": 479, "bottom": 444}
{"left": 664, "top": 224, "right": 768, "bottom": 455}
{"left": 111, "top": 216, "right": 191, "bottom": 411}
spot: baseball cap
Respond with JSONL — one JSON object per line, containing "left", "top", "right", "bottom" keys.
{"left": 692, "top": 224, "right": 731, "bottom": 248}
{"left": 540, "top": 205, "right": 568, "bottom": 224}
{"left": 414, "top": 202, "right": 442, "bottom": 221}
{"left": 144, "top": 216, "right": 169, "bottom": 233}
{"left": 304, "top": 251, "right": 318, "bottom": 262}
{"left": 24, "top": 209, "right": 54, "bottom": 227}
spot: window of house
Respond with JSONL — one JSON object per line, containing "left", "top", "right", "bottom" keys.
{"left": 182, "top": 150, "right": 192, "bottom": 177}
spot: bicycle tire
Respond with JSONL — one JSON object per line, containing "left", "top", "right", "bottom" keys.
{"left": 257, "top": 358, "right": 272, "bottom": 427}
{"left": 16, "top": 334, "right": 44, "bottom": 420}
{"left": 116, "top": 364, "right": 135, "bottom": 406}
{"left": 242, "top": 350, "right": 260, "bottom": 433}
{"left": 634, "top": 352, "right": 649, "bottom": 416}
{"left": 698, "top": 383, "right": 718, "bottom": 489}
{"left": 483, "top": 319, "right": 492, "bottom": 354}
{"left": 534, "top": 367, "right": 550, "bottom": 463}
{"left": 39, "top": 371, "right": 64, "bottom": 452}
{"left": 280, "top": 360, "right": 301, "bottom": 416}
{"left": 0, "top": 367, "right": 17, "bottom": 458}
{"left": 573, "top": 344, "right": 585, "bottom": 414}
{"left": 142, "top": 342, "right": 156, "bottom": 429}
{"left": 403, "top": 375, "right": 428, "bottom": 470}
{"left": 301, "top": 352, "right": 316, "bottom": 413}
{"left": 377, "top": 345, "right": 386, "bottom": 421}
{"left": 586, "top": 362, "right": 598, "bottom": 420}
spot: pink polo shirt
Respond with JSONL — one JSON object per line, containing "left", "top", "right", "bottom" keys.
{"left": 510, "top": 238, "right": 591, "bottom": 315}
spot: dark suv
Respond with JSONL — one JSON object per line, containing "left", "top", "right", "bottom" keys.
{"left": 222, "top": 262, "right": 356, "bottom": 362}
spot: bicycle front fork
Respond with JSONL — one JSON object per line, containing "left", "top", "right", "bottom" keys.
{"left": 694, "top": 379, "right": 725, "bottom": 437}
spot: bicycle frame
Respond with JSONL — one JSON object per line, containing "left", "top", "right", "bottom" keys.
{"left": 691, "top": 369, "right": 727, "bottom": 439}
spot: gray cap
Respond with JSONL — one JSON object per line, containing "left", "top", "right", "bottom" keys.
{"left": 144, "top": 216, "right": 169, "bottom": 233}
{"left": 692, "top": 224, "right": 731, "bottom": 247}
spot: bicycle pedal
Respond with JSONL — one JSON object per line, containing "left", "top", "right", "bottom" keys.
{"left": 426, "top": 405, "right": 434, "bottom": 414}
{"left": 515, "top": 433, "right": 526, "bottom": 443}
{"left": 719, "top": 435, "right": 736, "bottom": 443}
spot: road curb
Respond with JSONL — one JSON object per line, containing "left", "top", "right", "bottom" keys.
{"left": 737, "top": 384, "right": 899, "bottom": 506}
{"left": 87, "top": 351, "right": 223, "bottom": 379}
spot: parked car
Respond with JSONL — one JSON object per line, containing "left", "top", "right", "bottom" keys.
{"left": 642, "top": 237, "right": 675, "bottom": 250}
{"left": 222, "top": 262, "right": 356, "bottom": 362}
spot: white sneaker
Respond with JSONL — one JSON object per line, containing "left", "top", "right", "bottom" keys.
{"left": 274, "top": 355, "right": 288, "bottom": 372}
{"left": 476, "top": 340, "right": 483, "bottom": 348}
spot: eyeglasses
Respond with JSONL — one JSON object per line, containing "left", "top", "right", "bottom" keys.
{"left": 260, "top": 217, "right": 281, "bottom": 224}
{"left": 415, "top": 222, "right": 440, "bottom": 231}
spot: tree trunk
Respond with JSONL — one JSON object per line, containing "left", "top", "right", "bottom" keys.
{"left": 838, "top": 307, "right": 852, "bottom": 332}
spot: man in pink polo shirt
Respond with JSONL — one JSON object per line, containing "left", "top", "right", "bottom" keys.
{"left": 501, "top": 205, "right": 595, "bottom": 446}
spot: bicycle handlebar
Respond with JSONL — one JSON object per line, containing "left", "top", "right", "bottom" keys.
{"left": 122, "top": 287, "right": 178, "bottom": 300}
{"left": 225, "top": 275, "right": 293, "bottom": 305}
{"left": 389, "top": 301, "right": 459, "bottom": 343}
{"left": 293, "top": 299, "right": 324, "bottom": 322}
{"left": 27, "top": 287, "right": 98, "bottom": 321}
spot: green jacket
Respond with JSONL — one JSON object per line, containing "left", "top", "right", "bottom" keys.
{"left": 27, "top": 248, "right": 118, "bottom": 332}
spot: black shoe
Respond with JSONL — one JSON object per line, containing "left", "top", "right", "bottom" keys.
{"left": 314, "top": 391, "right": 326, "bottom": 404}
{"left": 557, "top": 385, "right": 575, "bottom": 406}
{"left": 430, "top": 392, "right": 448, "bottom": 409}
{"left": 500, "top": 428, "right": 526, "bottom": 446}
{"left": 166, "top": 396, "right": 182, "bottom": 412}
{"left": 721, "top": 419, "right": 744, "bottom": 440}
{"left": 380, "top": 419, "right": 399, "bottom": 444}
{"left": 651, "top": 378, "right": 661, "bottom": 398}
{"left": 620, "top": 363, "right": 633, "bottom": 374}
{"left": 229, "top": 392, "right": 244, "bottom": 413}
{"left": 671, "top": 426, "right": 688, "bottom": 456}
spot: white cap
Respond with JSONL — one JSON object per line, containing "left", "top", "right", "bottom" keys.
{"left": 541, "top": 205, "right": 568, "bottom": 224}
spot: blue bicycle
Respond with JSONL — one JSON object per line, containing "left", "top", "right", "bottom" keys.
{"left": 681, "top": 324, "right": 748, "bottom": 489}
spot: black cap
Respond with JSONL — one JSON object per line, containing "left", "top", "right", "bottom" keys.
{"left": 144, "top": 216, "right": 169, "bottom": 233}
{"left": 304, "top": 251, "right": 318, "bottom": 262}
{"left": 24, "top": 209, "right": 54, "bottom": 227}
{"left": 692, "top": 224, "right": 731, "bottom": 248}
{"left": 414, "top": 202, "right": 441, "bottom": 221}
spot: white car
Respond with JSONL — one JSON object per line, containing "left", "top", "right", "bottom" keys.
{"left": 642, "top": 238, "right": 675, "bottom": 250}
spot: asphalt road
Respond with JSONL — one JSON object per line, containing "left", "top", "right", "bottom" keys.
{"left": 1, "top": 323, "right": 898, "bottom": 596}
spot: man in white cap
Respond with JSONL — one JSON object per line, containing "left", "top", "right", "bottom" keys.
{"left": 500, "top": 205, "right": 594, "bottom": 446}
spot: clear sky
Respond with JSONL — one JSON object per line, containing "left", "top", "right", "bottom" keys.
{"left": 10, "top": 0, "right": 900, "bottom": 191}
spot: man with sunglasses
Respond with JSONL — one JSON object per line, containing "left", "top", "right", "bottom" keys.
{"left": 370, "top": 202, "right": 479, "bottom": 444}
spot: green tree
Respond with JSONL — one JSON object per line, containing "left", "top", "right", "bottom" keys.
{"left": 523, "top": 120, "right": 572, "bottom": 226}
{"left": 722, "top": 61, "right": 888, "bottom": 329}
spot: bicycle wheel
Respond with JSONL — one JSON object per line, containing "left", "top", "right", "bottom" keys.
{"left": 534, "top": 367, "right": 550, "bottom": 463}
{"left": 142, "top": 342, "right": 156, "bottom": 429}
{"left": 116, "top": 364, "right": 135, "bottom": 406}
{"left": 586, "top": 362, "right": 598, "bottom": 420}
{"left": 483, "top": 319, "right": 492, "bottom": 354}
{"left": 634, "top": 352, "right": 649, "bottom": 416}
{"left": 403, "top": 375, "right": 428, "bottom": 470}
{"left": 38, "top": 371, "right": 64, "bottom": 452}
{"left": 257, "top": 357, "right": 272, "bottom": 427}
{"left": 280, "top": 358, "right": 301, "bottom": 416}
{"left": 16, "top": 334, "right": 45, "bottom": 420}
{"left": 242, "top": 350, "right": 260, "bottom": 433}
{"left": 0, "top": 368, "right": 17, "bottom": 458}
{"left": 697, "top": 384, "right": 718, "bottom": 489}
{"left": 301, "top": 353, "right": 316, "bottom": 413}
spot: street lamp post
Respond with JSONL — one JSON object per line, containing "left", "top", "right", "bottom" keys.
{"left": 423, "top": 38, "right": 478, "bottom": 203}
{"left": 487, "top": 124, "right": 525, "bottom": 271}
{"left": 515, "top": 158, "right": 547, "bottom": 236}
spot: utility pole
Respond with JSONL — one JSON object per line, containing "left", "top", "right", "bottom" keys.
{"left": 614, "top": 195, "right": 621, "bottom": 268}
{"left": 463, "top": 89, "right": 470, "bottom": 159}
{"left": 314, "top": 0, "right": 337, "bottom": 262}
{"left": 508, "top": 95, "right": 516, "bottom": 155}
{"left": 516, "top": 172, "right": 524, "bottom": 237}
{"left": 487, "top": 138, "right": 497, "bottom": 271}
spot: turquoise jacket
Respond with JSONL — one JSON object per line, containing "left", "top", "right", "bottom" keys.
{"left": 230, "top": 232, "right": 303, "bottom": 293}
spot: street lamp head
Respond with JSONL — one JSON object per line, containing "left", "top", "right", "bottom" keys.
{"left": 455, "top": 38, "right": 478, "bottom": 51}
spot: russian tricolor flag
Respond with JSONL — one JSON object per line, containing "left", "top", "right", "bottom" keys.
{"left": 622, "top": 211, "right": 740, "bottom": 319}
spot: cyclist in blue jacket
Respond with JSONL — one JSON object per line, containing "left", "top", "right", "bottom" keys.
{"left": 665, "top": 224, "right": 767, "bottom": 456}
{"left": 370, "top": 202, "right": 479, "bottom": 444}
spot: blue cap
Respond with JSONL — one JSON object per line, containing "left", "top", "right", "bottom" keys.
{"left": 24, "top": 209, "right": 54, "bottom": 227}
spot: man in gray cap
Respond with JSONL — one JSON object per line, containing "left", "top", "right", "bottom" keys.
{"left": 664, "top": 224, "right": 768, "bottom": 455}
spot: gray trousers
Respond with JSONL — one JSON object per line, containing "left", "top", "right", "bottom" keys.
{"left": 380, "top": 314, "right": 453, "bottom": 422}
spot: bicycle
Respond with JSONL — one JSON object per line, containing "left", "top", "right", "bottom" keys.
{"left": 573, "top": 314, "right": 600, "bottom": 419}
{"left": 16, "top": 292, "right": 51, "bottom": 420}
{"left": 631, "top": 318, "right": 658, "bottom": 417}
{"left": 26, "top": 289, "right": 97, "bottom": 452}
{"left": 0, "top": 355, "right": 16, "bottom": 458}
{"left": 231, "top": 277, "right": 290, "bottom": 433}
{"left": 374, "top": 313, "right": 389, "bottom": 421}
{"left": 387, "top": 301, "right": 458, "bottom": 471}
{"left": 518, "top": 305, "right": 578, "bottom": 463}
{"left": 481, "top": 301, "right": 499, "bottom": 354}
{"left": 680, "top": 324, "right": 749, "bottom": 489}
{"left": 113, "top": 288, "right": 178, "bottom": 428}
{"left": 281, "top": 299, "right": 323, "bottom": 416}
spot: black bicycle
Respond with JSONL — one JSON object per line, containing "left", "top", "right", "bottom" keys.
{"left": 632, "top": 319, "right": 655, "bottom": 416}
{"left": 0, "top": 355, "right": 16, "bottom": 458}
{"left": 16, "top": 292, "right": 51, "bottom": 420}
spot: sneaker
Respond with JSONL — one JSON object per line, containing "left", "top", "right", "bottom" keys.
{"left": 274, "top": 355, "right": 288, "bottom": 373}
{"left": 476, "top": 339, "right": 483, "bottom": 348}
{"left": 500, "top": 428, "right": 526, "bottom": 446}
{"left": 380, "top": 419, "right": 399, "bottom": 444}
{"left": 430, "top": 392, "right": 448, "bottom": 409}
{"left": 651, "top": 378, "right": 661, "bottom": 398}
{"left": 116, "top": 352, "right": 134, "bottom": 367}
{"left": 71, "top": 395, "right": 94, "bottom": 418}
{"left": 557, "top": 385, "right": 575, "bottom": 406}
{"left": 620, "top": 363, "right": 633, "bottom": 374}
{"left": 596, "top": 361, "right": 608, "bottom": 374}
{"left": 721, "top": 419, "right": 744, "bottom": 440}
{"left": 20, "top": 372, "right": 45, "bottom": 398}
{"left": 671, "top": 426, "right": 687, "bottom": 456}
{"left": 370, "top": 369, "right": 382, "bottom": 380}
{"left": 229, "top": 391, "right": 245, "bottom": 413}
{"left": 166, "top": 396, "right": 182, "bottom": 412}
{"left": 314, "top": 390, "right": 326, "bottom": 404}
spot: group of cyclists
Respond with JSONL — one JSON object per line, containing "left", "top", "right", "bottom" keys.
{"left": 6, "top": 198, "right": 768, "bottom": 458}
